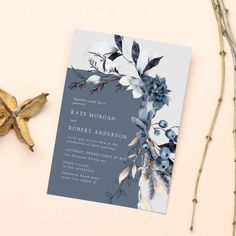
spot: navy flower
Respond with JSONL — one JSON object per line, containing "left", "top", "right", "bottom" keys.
{"left": 140, "top": 75, "right": 171, "bottom": 112}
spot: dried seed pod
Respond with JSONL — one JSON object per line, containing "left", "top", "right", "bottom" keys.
{"left": 0, "top": 88, "right": 17, "bottom": 111}
{"left": 0, "top": 107, "right": 8, "bottom": 118}
{"left": 0, "top": 116, "right": 13, "bottom": 136}
{"left": 0, "top": 88, "right": 49, "bottom": 151}
{"left": 14, "top": 117, "right": 34, "bottom": 151}
{"left": 16, "top": 93, "right": 49, "bottom": 120}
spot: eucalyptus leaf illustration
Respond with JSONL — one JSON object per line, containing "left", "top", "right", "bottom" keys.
{"left": 114, "top": 35, "right": 123, "bottom": 52}
{"left": 131, "top": 41, "right": 140, "bottom": 65}
{"left": 143, "top": 56, "right": 163, "bottom": 74}
{"left": 130, "top": 116, "right": 147, "bottom": 134}
{"left": 108, "top": 52, "right": 122, "bottom": 61}
{"left": 138, "top": 107, "right": 149, "bottom": 123}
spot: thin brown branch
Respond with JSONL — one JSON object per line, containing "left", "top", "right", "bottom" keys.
{"left": 215, "top": 1, "right": 236, "bottom": 235}
{"left": 190, "top": 1, "right": 226, "bottom": 231}
{"left": 233, "top": 67, "right": 236, "bottom": 236}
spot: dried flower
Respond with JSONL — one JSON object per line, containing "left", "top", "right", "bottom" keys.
{"left": 0, "top": 88, "right": 49, "bottom": 151}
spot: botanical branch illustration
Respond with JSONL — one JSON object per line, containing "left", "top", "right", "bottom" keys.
{"left": 69, "top": 68, "right": 125, "bottom": 94}
{"left": 190, "top": 1, "right": 236, "bottom": 234}
{"left": 106, "top": 162, "right": 139, "bottom": 204}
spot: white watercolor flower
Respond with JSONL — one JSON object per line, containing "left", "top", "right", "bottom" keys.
{"left": 89, "top": 42, "right": 118, "bottom": 56}
{"left": 119, "top": 76, "right": 143, "bottom": 99}
{"left": 86, "top": 75, "right": 101, "bottom": 84}
{"left": 104, "top": 59, "right": 115, "bottom": 73}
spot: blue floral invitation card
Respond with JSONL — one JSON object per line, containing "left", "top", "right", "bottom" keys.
{"left": 48, "top": 29, "right": 191, "bottom": 213}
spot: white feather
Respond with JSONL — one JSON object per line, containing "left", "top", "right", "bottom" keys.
{"left": 118, "top": 167, "right": 129, "bottom": 184}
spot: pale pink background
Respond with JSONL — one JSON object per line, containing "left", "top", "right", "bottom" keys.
{"left": 0, "top": 1, "right": 235, "bottom": 235}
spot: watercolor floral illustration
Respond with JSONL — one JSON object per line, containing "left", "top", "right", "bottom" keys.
{"left": 68, "top": 35, "right": 179, "bottom": 212}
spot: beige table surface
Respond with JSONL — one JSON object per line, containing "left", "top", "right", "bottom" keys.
{"left": 0, "top": 0, "right": 235, "bottom": 235}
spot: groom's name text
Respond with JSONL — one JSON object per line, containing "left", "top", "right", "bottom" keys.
{"left": 68, "top": 125, "right": 127, "bottom": 140}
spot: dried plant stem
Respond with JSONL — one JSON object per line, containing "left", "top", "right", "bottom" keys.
{"left": 190, "top": 2, "right": 226, "bottom": 231}
{"left": 190, "top": 0, "right": 236, "bottom": 233}
{"left": 212, "top": 1, "right": 236, "bottom": 235}
{"left": 233, "top": 64, "right": 236, "bottom": 236}
{"left": 222, "top": 14, "right": 236, "bottom": 236}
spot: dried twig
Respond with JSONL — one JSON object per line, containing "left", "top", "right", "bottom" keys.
{"left": 190, "top": 1, "right": 236, "bottom": 234}
{"left": 216, "top": 1, "right": 236, "bottom": 235}
{"left": 190, "top": 1, "right": 226, "bottom": 231}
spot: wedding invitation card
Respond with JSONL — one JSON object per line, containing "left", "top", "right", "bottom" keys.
{"left": 48, "top": 29, "right": 191, "bottom": 213}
